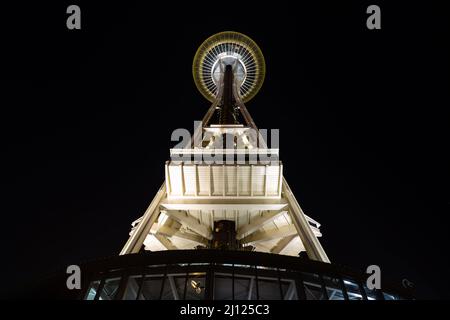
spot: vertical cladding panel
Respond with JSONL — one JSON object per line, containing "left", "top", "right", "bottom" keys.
{"left": 197, "top": 165, "right": 210, "bottom": 196}
{"left": 237, "top": 166, "right": 251, "bottom": 196}
{"left": 226, "top": 166, "right": 237, "bottom": 195}
{"left": 215, "top": 210, "right": 225, "bottom": 220}
{"left": 252, "top": 165, "right": 265, "bottom": 196}
{"left": 168, "top": 163, "right": 281, "bottom": 198}
{"left": 168, "top": 165, "right": 183, "bottom": 196}
{"left": 266, "top": 165, "right": 281, "bottom": 196}
{"left": 183, "top": 165, "right": 196, "bottom": 196}
{"left": 212, "top": 166, "right": 224, "bottom": 196}
{"left": 249, "top": 210, "right": 261, "bottom": 224}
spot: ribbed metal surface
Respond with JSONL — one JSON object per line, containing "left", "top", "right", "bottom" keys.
{"left": 193, "top": 31, "right": 265, "bottom": 103}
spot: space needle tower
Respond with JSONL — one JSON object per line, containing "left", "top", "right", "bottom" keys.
{"left": 38, "top": 32, "right": 412, "bottom": 300}
{"left": 120, "top": 31, "right": 329, "bottom": 261}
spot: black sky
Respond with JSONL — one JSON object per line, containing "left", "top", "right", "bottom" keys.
{"left": 1, "top": 1, "right": 449, "bottom": 299}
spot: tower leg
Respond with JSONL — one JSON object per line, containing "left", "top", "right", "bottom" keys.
{"left": 282, "top": 178, "right": 330, "bottom": 263}
{"left": 120, "top": 182, "right": 166, "bottom": 255}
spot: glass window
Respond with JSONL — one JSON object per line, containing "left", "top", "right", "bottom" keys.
{"left": 122, "top": 275, "right": 143, "bottom": 300}
{"left": 343, "top": 278, "right": 364, "bottom": 300}
{"left": 258, "top": 276, "right": 282, "bottom": 300}
{"left": 281, "top": 279, "right": 298, "bottom": 300}
{"left": 185, "top": 273, "right": 206, "bottom": 300}
{"left": 84, "top": 280, "right": 100, "bottom": 300}
{"left": 323, "top": 276, "right": 345, "bottom": 300}
{"left": 214, "top": 273, "right": 233, "bottom": 300}
{"left": 138, "top": 275, "right": 164, "bottom": 300}
{"left": 363, "top": 284, "right": 379, "bottom": 300}
{"left": 98, "top": 278, "right": 121, "bottom": 300}
{"left": 160, "top": 274, "right": 184, "bottom": 300}
{"left": 256, "top": 266, "right": 277, "bottom": 270}
{"left": 234, "top": 275, "right": 256, "bottom": 300}
{"left": 219, "top": 263, "right": 234, "bottom": 267}
{"left": 383, "top": 292, "right": 399, "bottom": 300}
{"left": 159, "top": 273, "right": 205, "bottom": 300}
{"left": 302, "top": 273, "right": 326, "bottom": 300}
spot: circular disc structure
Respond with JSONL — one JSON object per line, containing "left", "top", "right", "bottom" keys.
{"left": 193, "top": 31, "right": 266, "bottom": 103}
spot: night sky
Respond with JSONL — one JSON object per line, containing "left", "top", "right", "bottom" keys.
{"left": 1, "top": 1, "right": 448, "bottom": 299}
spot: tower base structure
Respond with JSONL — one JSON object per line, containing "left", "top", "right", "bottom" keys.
{"left": 33, "top": 250, "right": 413, "bottom": 300}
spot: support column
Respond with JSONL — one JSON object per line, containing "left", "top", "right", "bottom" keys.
{"left": 120, "top": 182, "right": 167, "bottom": 255}
{"left": 282, "top": 178, "right": 330, "bottom": 263}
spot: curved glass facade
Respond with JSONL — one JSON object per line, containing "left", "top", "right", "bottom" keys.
{"left": 69, "top": 250, "right": 412, "bottom": 300}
